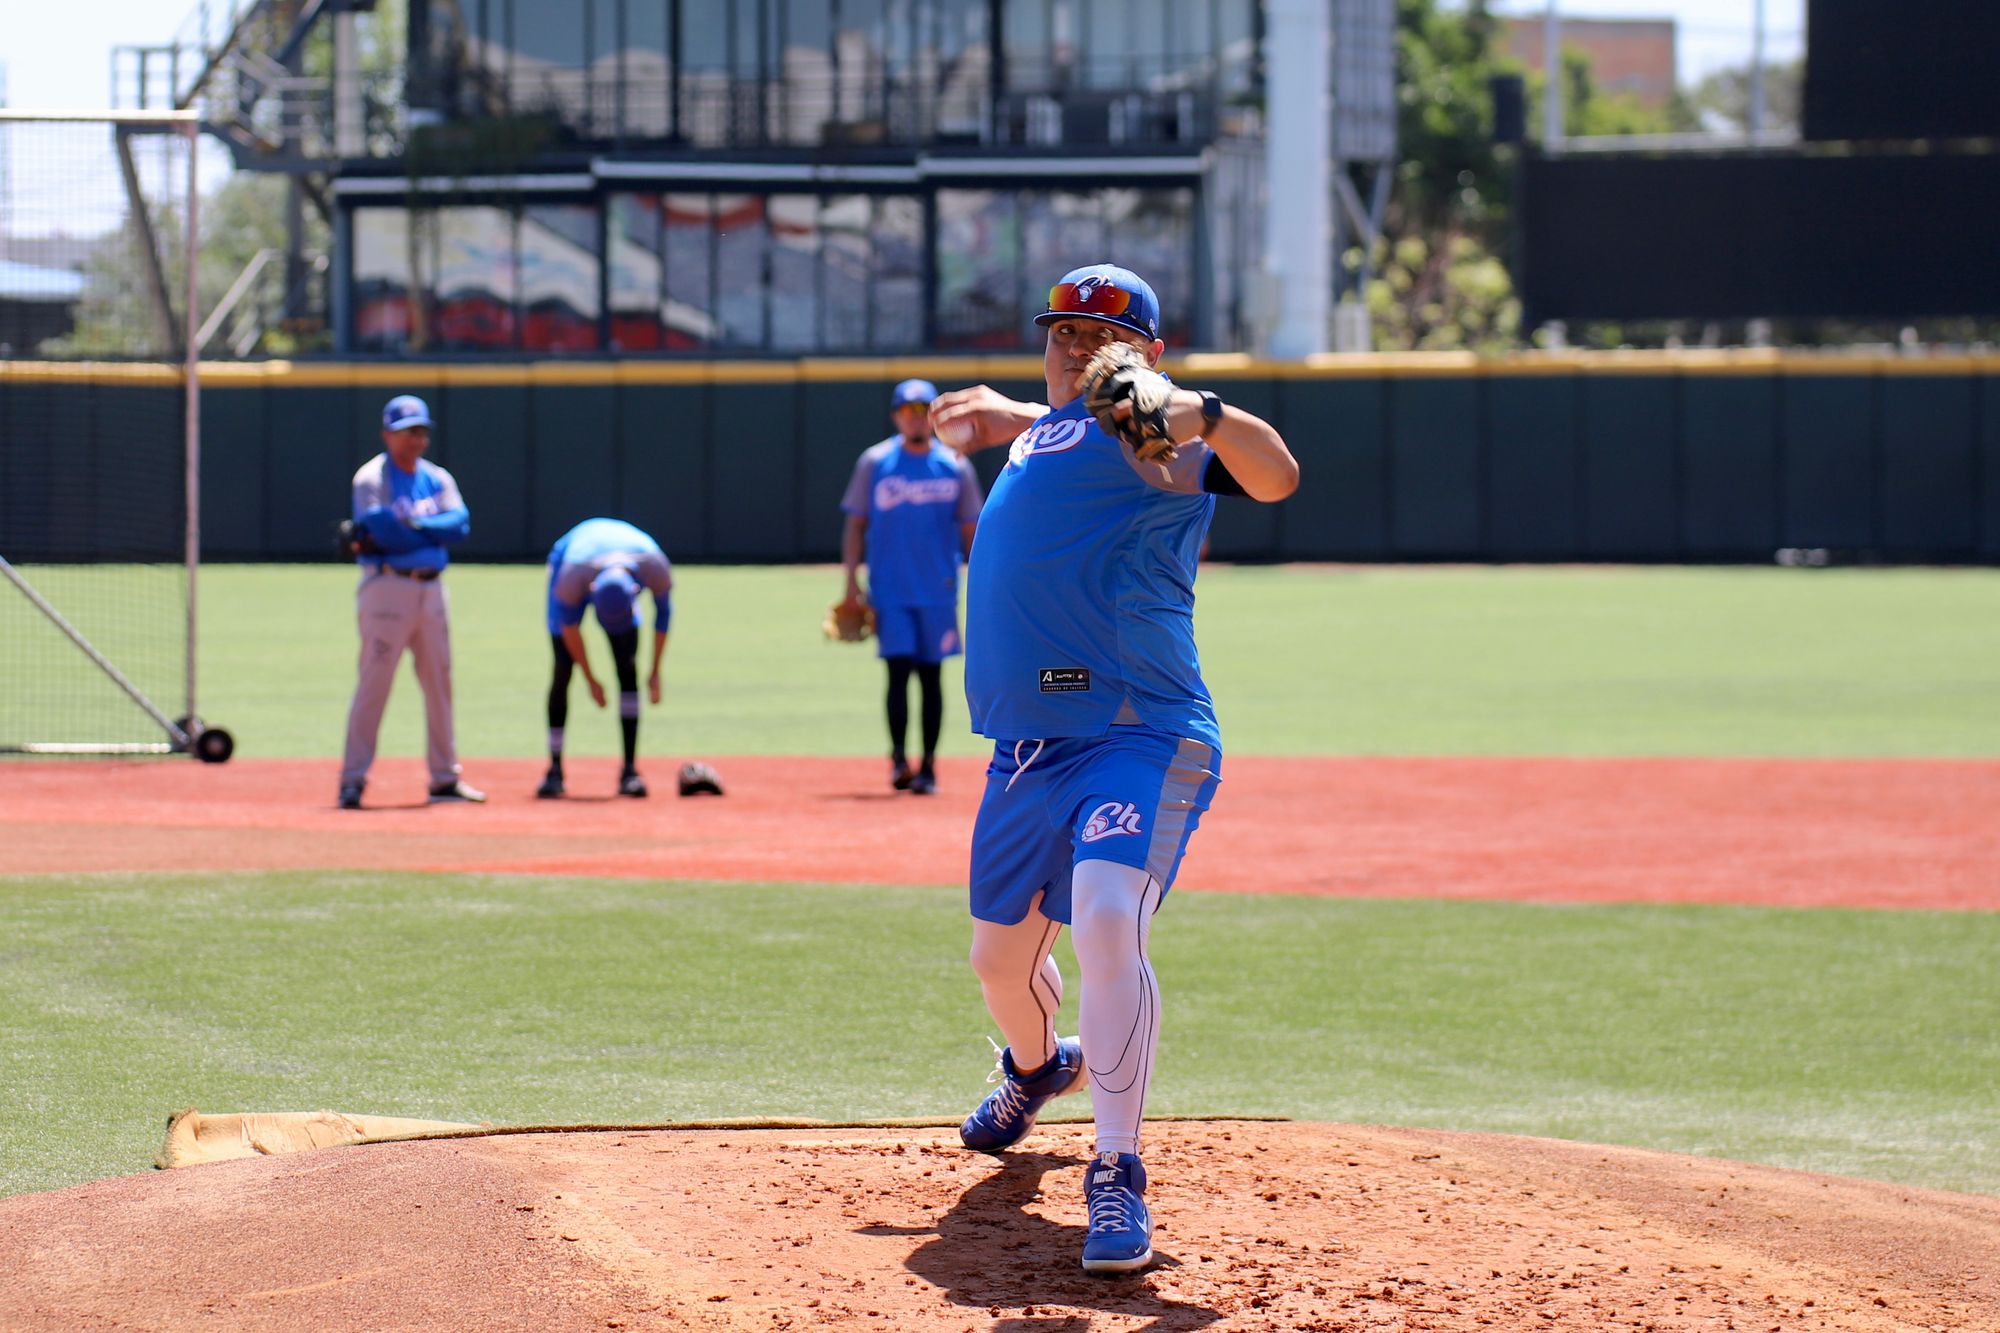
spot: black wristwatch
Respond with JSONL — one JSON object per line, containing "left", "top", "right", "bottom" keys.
{"left": 1196, "top": 390, "right": 1224, "bottom": 435}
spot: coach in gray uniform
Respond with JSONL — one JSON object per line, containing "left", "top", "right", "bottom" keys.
{"left": 337, "top": 394, "right": 484, "bottom": 810}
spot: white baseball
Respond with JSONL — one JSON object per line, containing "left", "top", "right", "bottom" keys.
{"left": 934, "top": 413, "right": 975, "bottom": 448}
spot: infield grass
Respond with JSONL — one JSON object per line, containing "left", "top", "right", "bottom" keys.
{"left": 1, "top": 872, "right": 1994, "bottom": 1201}
{"left": 189, "top": 562, "right": 2000, "bottom": 760}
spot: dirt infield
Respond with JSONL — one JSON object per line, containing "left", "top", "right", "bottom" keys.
{"left": 3, "top": 754, "right": 1997, "bottom": 1330}
{"left": 3, "top": 1121, "right": 1997, "bottom": 1332}
{"left": 3, "top": 754, "right": 1995, "bottom": 909}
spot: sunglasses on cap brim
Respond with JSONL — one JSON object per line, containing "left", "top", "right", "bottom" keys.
{"left": 1046, "top": 280, "right": 1138, "bottom": 319}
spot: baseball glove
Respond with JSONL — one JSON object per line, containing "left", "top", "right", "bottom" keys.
{"left": 1080, "top": 340, "right": 1179, "bottom": 462}
{"left": 677, "top": 760, "right": 725, "bottom": 797}
{"left": 334, "top": 518, "right": 383, "bottom": 559}
{"left": 823, "top": 595, "right": 875, "bottom": 643}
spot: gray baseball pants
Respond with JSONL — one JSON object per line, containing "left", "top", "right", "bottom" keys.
{"left": 340, "top": 571, "right": 460, "bottom": 788}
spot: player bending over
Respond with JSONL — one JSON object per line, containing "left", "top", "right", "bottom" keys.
{"left": 540, "top": 517, "right": 673, "bottom": 798}
{"left": 929, "top": 263, "right": 1299, "bottom": 1275}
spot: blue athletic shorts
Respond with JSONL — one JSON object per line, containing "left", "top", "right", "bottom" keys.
{"left": 876, "top": 602, "right": 961, "bottom": 663}
{"left": 968, "top": 730, "right": 1222, "bottom": 926}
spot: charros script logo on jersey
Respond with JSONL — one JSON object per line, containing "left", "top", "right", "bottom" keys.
{"left": 1080, "top": 800, "right": 1145, "bottom": 843}
{"left": 873, "top": 475, "right": 961, "bottom": 509}
{"left": 1008, "top": 418, "right": 1088, "bottom": 467}
{"left": 390, "top": 494, "right": 447, "bottom": 522}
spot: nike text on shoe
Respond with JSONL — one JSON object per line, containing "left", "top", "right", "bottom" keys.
{"left": 1081, "top": 1151, "right": 1153, "bottom": 1274}
{"left": 959, "top": 1037, "right": 1086, "bottom": 1153}
{"left": 428, "top": 779, "right": 487, "bottom": 803}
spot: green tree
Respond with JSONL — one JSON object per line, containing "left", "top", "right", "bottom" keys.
{"left": 1391, "top": 0, "right": 1507, "bottom": 240}
{"left": 1358, "top": 232, "right": 1521, "bottom": 353}
{"left": 1367, "top": 3, "right": 1694, "bottom": 351}
{"left": 1685, "top": 58, "right": 1803, "bottom": 135}
{"left": 44, "top": 170, "right": 330, "bottom": 359}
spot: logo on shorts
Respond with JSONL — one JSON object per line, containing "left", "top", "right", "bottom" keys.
{"left": 1080, "top": 800, "right": 1144, "bottom": 842}
{"left": 1039, "top": 667, "right": 1090, "bottom": 693}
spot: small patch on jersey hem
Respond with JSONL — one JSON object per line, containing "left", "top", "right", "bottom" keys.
{"left": 1039, "top": 667, "right": 1091, "bottom": 693}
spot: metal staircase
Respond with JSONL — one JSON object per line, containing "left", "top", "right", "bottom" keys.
{"left": 106, "top": 0, "right": 388, "bottom": 353}
{"left": 110, "top": 0, "right": 389, "bottom": 170}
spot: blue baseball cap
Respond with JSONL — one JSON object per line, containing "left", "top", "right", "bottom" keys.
{"left": 1034, "top": 264, "right": 1161, "bottom": 341}
{"left": 589, "top": 567, "right": 640, "bottom": 632}
{"left": 382, "top": 394, "right": 433, "bottom": 431}
{"left": 890, "top": 378, "right": 937, "bottom": 409}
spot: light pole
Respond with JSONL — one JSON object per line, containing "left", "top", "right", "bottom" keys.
{"left": 1749, "top": 0, "right": 1767, "bottom": 135}
{"left": 1543, "top": 0, "right": 1561, "bottom": 149}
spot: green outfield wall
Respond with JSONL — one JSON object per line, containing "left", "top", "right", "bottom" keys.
{"left": 6, "top": 353, "right": 1997, "bottom": 563}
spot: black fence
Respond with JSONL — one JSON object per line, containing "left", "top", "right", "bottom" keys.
{"left": 5, "top": 355, "right": 1996, "bottom": 565}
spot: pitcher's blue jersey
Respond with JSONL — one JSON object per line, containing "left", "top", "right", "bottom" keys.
{"left": 840, "top": 439, "right": 982, "bottom": 607}
{"left": 963, "top": 397, "right": 1220, "bottom": 751}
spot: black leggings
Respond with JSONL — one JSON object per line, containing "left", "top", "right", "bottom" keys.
{"left": 885, "top": 656, "right": 943, "bottom": 764}
{"left": 549, "top": 630, "right": 642, "bottom": 763}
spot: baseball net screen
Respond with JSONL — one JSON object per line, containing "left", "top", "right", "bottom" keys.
{"left": 0, "top": 111, "right": 219, "bottom": 758}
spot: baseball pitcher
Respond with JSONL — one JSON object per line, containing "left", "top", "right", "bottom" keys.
{"left": 928, "top": 263, "right": 1300, "bottom": 1274}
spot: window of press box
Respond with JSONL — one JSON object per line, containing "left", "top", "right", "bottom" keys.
{"left": 934, "top": 185, "right": 1195, "bottom": 351}
{"left": 606, "top": 191, "right": 924, "bottom": 353}
{"left": 351, "top": 204, "right": 600, "bottom": 353}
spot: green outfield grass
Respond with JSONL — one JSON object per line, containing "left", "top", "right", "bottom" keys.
{"left": 1, "top": 872, "right": 1993, "bottom": 1201}
{"left": 6, "top": 563, "right": 1997, "bottom": 1205}
{"left": 191, "top": 563, "right": 2000, "bottom": 760}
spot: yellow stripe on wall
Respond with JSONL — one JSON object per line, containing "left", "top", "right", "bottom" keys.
{"left": 5, "top": 351, "right": 1996, "bottom": 388}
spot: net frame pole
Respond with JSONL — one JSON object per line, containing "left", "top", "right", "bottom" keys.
{"left": 181, "top": 116, "right": 202, "bottom": 734}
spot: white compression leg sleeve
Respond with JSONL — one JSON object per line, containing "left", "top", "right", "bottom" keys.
{"left": 1070, "top": 859, "right": 1163, "bottom": 1158}
{"left": 967, "top": 901, "right": 1066, "bottom": 1071}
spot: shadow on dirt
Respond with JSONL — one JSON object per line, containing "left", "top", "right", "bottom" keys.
{"left": 860, "top": 1149, "right": 1221, "bottom": 1331}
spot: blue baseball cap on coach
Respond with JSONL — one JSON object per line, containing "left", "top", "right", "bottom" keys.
{"left": 382, "top": 394, "right": 433, "bottom": 431}
{"left": 1034, "top": 263, "right": 1161, "bottom": 341}
{"left": 589, "top": 567, "right": 640, "bottom": 632}
{"left": 890, "top": 378, "right": 937, "bottom": 409}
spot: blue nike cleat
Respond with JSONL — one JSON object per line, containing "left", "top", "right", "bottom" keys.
{"left": 959, "top": 1037, "right": 1086, "bottom": 1153}
{"left": 1081, "top": 1151, "right": 1153, "bottom": 1274}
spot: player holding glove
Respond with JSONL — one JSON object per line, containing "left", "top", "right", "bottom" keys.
{"left": 837, "top": 378, "right": 983, "bottom": 795}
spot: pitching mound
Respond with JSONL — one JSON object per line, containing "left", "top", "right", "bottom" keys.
{"left": 3, "top": 1122, "right": 1996, "bottom": 1332}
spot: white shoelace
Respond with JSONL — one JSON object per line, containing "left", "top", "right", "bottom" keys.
{"left": 981, "top": 1036, "right": 1031, "bottom": 1118}
{"left": 1004, "top": 738, "right": 1046, "bottom": 792}
{"left": 1088, "top": 1160, "right": 1142, "bottom": 1232}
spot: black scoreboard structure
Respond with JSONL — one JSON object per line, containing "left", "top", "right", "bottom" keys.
{"left": 1517, "top": 0, "right": 2000, "bottom": 325}
{"left": 1801, "top": 0, "right": 2000, "bottom": 143}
